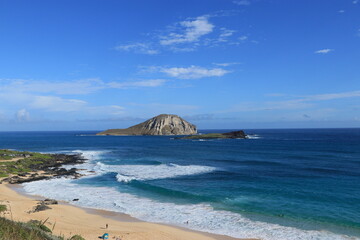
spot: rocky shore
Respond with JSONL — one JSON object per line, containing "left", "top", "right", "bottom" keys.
{"left": 0, "top": 150, "right": 86, "bottom": 184}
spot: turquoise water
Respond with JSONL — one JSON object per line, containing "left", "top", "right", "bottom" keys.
{"left": 1, "top": 129, "right": 359, "bottom": 239}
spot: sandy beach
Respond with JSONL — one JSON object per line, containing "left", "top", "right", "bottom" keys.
{"left": 0, "top": 184, "right": 252, "bottom": 240}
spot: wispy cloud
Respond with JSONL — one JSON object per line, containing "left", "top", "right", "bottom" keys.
{"left": 226, "top": 90, "right": 360, "bottom": 113}
{"left": 217, "top": 28, "right": 237, "bottom": 42}
{"left": 128, "top": 103, "right": 199, "bottom": 116}
{"left": 160, "top": 16, "right": 214, "bottom": 46}
{"left": 114, "top": 43, "right": 159, "bottom": 55}
{"left": 213, "top": 62, "right": 241, "bottom": 67}
{"left": 238, "top": 35, "right": 248, "bottom": 41}
{"left": 303, "top": 90, "right": 360, "bottom": 101}
{"left": 160, "top": 66, "right": 230, "bottom": 79}
{"left": 0, "top": 78, "right": 166, "bottom": 95}
{"left": 353, "top": 0, "right": 359, "bottom": 4}
{"left": 15, "top": 109, "right": 30, "bottom": 122}
{"left": 115, "top": 14, "right": 248, "bottom": 54}
{"left": 0, "top": 78, "right": 104, "bottom": 95}
{"left": 108, "top": 79, "right": 167, "bottom": 88}
{"left": 233, "top": 0, "right": 251, "bottom": 6}
{"left": 0, "top": 78, "right": 167, "bottom": 117}
{"left": 315, "top": 48, "right": 334, "bottom": 54}
{"left": 30, "top": 96, "right": 87, "bottom": 112}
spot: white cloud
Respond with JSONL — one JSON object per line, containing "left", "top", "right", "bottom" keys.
{"left": 160, "top": 16, "right": 214, "bottom": 45}
{"left": 108, "top": 79, "right": 167, "bottom": 88}
{"left": 238, "top": 35, "right": 248, "bottom": 41}
{"left": 224, "top": 90, "right": 360, "bottom": 113}
{"left": 315, "top": 49, "right": 334, "bottom": 54}
{"left": 213, "top": 62, "right": 241, "bottom": 67}
{"left": 233, "top": 0, "right": 251, "bottom": 6}
{"left": 115, "top": 13, "right": 247, "bottom": 53}
{"left": 0, "top": 78, "right": 166, "bottom": 96}
{"left": 304, "top": 90, "right": 360, "bottom": 101}
{"left": 86, "top": 105, "right": 125, "bottom": 116}
{"left": 160, "top": 66, "right": 230, "bottom": 79}
{"left": 338, "top": 10, "right": 345, "bottom": 13}
{"left": 114, "top": 43, "right": 159, "bottom": 55}
{"left": 218, "top": 28, "right": 236, "bottom": 42}
{"left": 353, "top": 0, "right": 359, "bottom": 4}
{"left": 16, "top": 109, "right": 30, "bottom": 122}
{"left": 128, "top": 103, "right": 199, "bottom": 116}
{"left": 0, "top": 78, "right": 104, "bottom": 95}
{"left": 30, "top": 96, "right": 87, "bottom": 112}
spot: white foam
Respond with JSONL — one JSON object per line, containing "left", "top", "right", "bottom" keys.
{"left": 22, "top": 178, "right": 357, "bottom": 240}
{"left": 61, "top": 150, "right": 217, "bottom": 182}
{"left": 71, "top": 150, "right": 106, "bottom": 161}
{"left": 115, "top": 164, "right": 216, "bottom": 182}
{"left": 247, "top": 134, "right": 261, "bottom": 139}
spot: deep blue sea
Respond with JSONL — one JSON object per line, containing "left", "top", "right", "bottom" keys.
{"left": 0, "top": 129, "right": 359, "bottom": 240}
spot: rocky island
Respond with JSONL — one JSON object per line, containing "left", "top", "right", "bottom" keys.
{"left": 97, "top": 114, "right": 197, "bottom": 136}
{"left": 180, "top": 130, "right": 247, "bottom": 140}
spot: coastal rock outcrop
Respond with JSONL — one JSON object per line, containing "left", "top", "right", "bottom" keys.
{"left": 179, "top": 130, "right": 247, "bottom": 140}
{"left": 97, "top": 114, "right": 197, "bottom": 136}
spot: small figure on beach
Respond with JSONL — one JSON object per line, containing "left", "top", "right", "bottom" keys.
{"left": 106, "top": 223, "right": 108, "bottom": 229}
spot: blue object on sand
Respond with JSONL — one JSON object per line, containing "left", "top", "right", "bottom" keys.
{"left": 102, "top": 233, "right": 109, "bottom": 239}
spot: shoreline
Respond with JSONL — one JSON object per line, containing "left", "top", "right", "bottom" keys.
{"left": 1, "top": 183, "right": 255, "bottom": 240}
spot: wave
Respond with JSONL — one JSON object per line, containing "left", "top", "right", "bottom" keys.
{"left": 63, "top": 150, "right": 217, "bottom": 183}
{"left": 22, "top": 178, "right": 356, "bottom": 240}
{"left": 114, "top": 164, "right": 216, "bottom": 183}
{"left": 247, "top": 134, "right": 262, "bottom": 139}
{"left": 71, "top": 150, "right": 107, "bottom": 161}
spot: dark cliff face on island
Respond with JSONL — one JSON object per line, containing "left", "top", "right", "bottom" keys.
{"left": 97, "top": 114, "right": 197, "bottom": 136}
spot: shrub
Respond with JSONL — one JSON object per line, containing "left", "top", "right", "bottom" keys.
{"left": 69, "top": 235, "right": 85, "bottom": 240}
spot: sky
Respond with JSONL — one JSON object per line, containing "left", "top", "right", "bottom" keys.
{"left": 0, "top": 0, "right": 360, "bottom": 131}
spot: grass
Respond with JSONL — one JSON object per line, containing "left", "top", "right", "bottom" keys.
{"left": 0, "top": 150, "right": 53, "bottom": 178}
{"left": 0, "top": 217, "right": 86, "bottom": 240}
{"left": 0, "top": 217, "right": 61, "bottom": 240}
{"left": 0, "top": 205, "right": 7, "bottom": 213}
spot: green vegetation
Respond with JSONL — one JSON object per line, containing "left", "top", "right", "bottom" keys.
{"left": 0, "top": 217, "right": 85, "bottom": 240}
{"left": 68, "top": 235, "right": 85, "bottom": 240}
{"left": 0, "top": 217, "right": 61, "bottom": 240}
{"left": 28, "top": 220, "right": 52, "bottom": 233}
{"left": 0, "top": 205, "right": 7, "bottom": 213}
{"left": 0, "top": 150, "right": 52, "bottom": 178}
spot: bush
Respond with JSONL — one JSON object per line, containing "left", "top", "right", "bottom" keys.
{"left": 27, "top": 219, "right": 52, "bottom": 233}
{"left": 0, "top": 205, "right": 6, "bottom": 213}
{"left": 68, "top": 235, "right": 85, "bottom": 240}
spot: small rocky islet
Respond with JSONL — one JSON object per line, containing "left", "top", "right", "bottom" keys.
{"left": 178, "top": 130, "right": 247, "bottom": 140}
{"left": 96, "top": 114, "right": 248, "bottom": 139}
{"left": 97, "top": 114, "right": 197, "bottom": 136}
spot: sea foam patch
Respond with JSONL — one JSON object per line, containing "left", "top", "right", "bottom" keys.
{"left": 113, "top": 164, "right": 216, "bottom": 182}
{"left": 66, "top": 150, "right": 217, "bottom": 182}
{"left": 22, "top": 178, "right": 357, "bottom": 240}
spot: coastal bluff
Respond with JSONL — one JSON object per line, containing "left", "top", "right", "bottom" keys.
{"left": 96, "top": 114, "right": 197, "bottom": 136}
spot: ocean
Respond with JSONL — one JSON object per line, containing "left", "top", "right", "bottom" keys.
{"left": 0, "top": 129, "right": 359, "bottom": 240}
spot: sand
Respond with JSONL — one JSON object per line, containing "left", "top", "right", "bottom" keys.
{"left": 0, "top": 184, "right": 254, "bottom": 240}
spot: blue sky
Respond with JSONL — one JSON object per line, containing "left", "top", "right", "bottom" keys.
{"left": 1, "top": 0, "right": 360, "bottom": 130}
